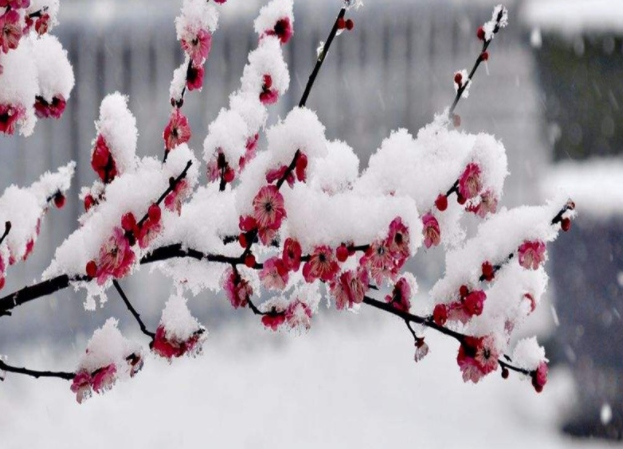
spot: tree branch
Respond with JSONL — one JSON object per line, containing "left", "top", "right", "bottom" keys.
{"left": 112, "top": 280, "right": 155, "bottom": 339}
{"left": 0, "top": 359, "right": 74, "bottom": 381}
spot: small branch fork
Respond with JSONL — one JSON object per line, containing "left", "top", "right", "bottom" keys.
{"left": 449, "top": 8, "right": 505, "bottom": 116}
{"left": 112, "top": 280, "right": 155, "bottom": 339}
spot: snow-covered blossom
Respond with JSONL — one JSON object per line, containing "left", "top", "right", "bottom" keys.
{"left": 457, "top": 335, "right": 500, "bottom": 384}
{"left": 0, "top": 11, "right": 22, "bottom": 54}
{"left": 164, "top": 179, "right": 191, "bottom": 215}
{"left": 518, "top": 240, "right": 547, "bottom": 270}
{"left": 414, "top": 339, "right": 429, "bottom": 363}
{"left": 0, "top": 103, "right": 24, "bottom": 135}
{"left": 467, "top": 189, "right": 498, "bottom": 218}
{"left": 153, "top": 294, "right": 207, "bottom": 360}
{"left": 252, "top": 185, "right": 286, "bottom": 236}
{"left": 282, "top": 237, "right": 302, "bottom": 271}
{"left": 458, "top": 163, "right": 483, "bottom": 200}
{"left": 285, "top": 299, "right": 312, "bottom": 331}
{"left": 181, "top": 28, "right": 212, "bottom": 67}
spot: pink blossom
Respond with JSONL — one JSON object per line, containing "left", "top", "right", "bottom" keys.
{"left": 361, "top": 240, "right": 394, "bottom": 285}
{"left": 163, "top": 109, "right": 191, "bottom": 151}
{"left": 265, "top": 17, "right": 293, "bottom": 44}
{"left": 414, "top": 339, "right": 430, "bottom": 363}
{"left": 70, "top": 371, "right": 92, "bottom": 404}
{"left": 252, "top": 185, "right": 286, "bottom": 230}
{"left": 152, "top": 325, "right": 204, "bottom": 360}
{"left": 467, "top": 190, "right": 498, "bottom": 218}
{"left": 181, "top": 29, "right": 212, "bottom": 66}
{"left": 137, "top": 215, "right": 162, "bottom": 249}
{"left": 303, "top": 245, "right": 340, "bottom": 283}
{"left": 260, "top": 257, "right": 289, "bottom": 290}
{"left": 34, "top": 95, "right": 66, "bottom": 119}
{"left": 464, "top": 290, "right": 486, "bottom": 317}
{"left": 186, "top": 64, "right": 204, "bottom": 91}
{"left": 286, "top": 299, "right": 312, "bottom": 331}
{"left": 266, "top": 165, "right": 294, "bottom": 187}
{"left": 260, "top": 74, "right": 279, "bottom": 105}
{"left": 95, "top": 227, "right": 136, "bottom": 285}
{"left": 91, "top": 135, "right": 117, "bottom": 182}
{"left": 164, "top": 179, "right": 190, "bottom": 215}
{"left": 518, "top": 240, "right": 547, "bottom": 270}
{"left": 239, "top": 133, "right": 259, "bottom": 171}
{"left": 261, "top": 308, "right": 286, "bottom": 331}
{"left": 0, "top": 10, "right": 22, "bottom": 54}
{"left": 385, "top": 277, "right": 411, "bottom": 313}
{"left": 386, "top": 217, "right": 410, "bottom": 263}
{"left": 223, "top": 267, "right": 253, "bottom": 309}
{"left": 34, "top": 13, "right": 50, "bottom": 35}
{"left": 0, "top": 0, "right": 31, "bottom": 8}
{"left": 422, "top": 213, "right": 441, "bottom": 249}
{"left": 474, "top": 335, "right": 499, "bottom": 375}
{"left": 330, "top": 267, "right": 369, "bottom": 310}
{"left": 458, "top": 163, "right": 483, "bottom": 200}
{"left": 295, "top": 152, "right": 308, "bottom": 182}
{"left": 282, "top": 238, "right": 302, "bottom": 271}
{"left": 91, "top": 364, "right": 117, "bottom": 393}
{"left": 0, "top": 103, "right": 24, "bottom": 135}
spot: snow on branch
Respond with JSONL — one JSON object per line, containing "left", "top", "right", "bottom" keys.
{"left": 0, "top": 2, "right": 578, "bottom": 403}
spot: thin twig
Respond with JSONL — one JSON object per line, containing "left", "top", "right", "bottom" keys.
{"left": 112, "top": 280, "right": 155, "bottom": 339}
{"left": 0, "top": 359, "right": 74, "bottom": 381}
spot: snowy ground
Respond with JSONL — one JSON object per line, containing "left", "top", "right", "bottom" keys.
{"left": 0, "top": 310, "right": 617, "bottom": 449}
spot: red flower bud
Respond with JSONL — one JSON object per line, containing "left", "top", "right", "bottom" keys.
{"left": 501, "top": 367, "right": 509, "bottom": 379}
{"left": 453, "top": 114, "right": 461, "bottom": 128}
{"left": 481, "top": 51, "right": 489, "bottom": 61}
{"left": 0, "top": 277, "right": 5, "bottom": 290}
{"left": 459, "top": 285, "right": 469, "bottom": 298}
{"left": 454, "top": 73, "right": 463, "bottom": 85}
{"left": 336, "top": 244, "right": 349, "bottom": 262}
{"left": 345, "top": 19, "right": 354, "bottom": 31}
{"left": 86, "top": 260, "right": 97, "bottom": 278}
{"left": 121, "top": 213, "right": 137, "bottom": 233}
{"left": 477, "top": 26, "right": 486, "bottom": 41}
{"left": 224, "top": 167, "right": 235, "bottom": 183}
{"left": 435, "top": 194, "right": 448, "bottom": 212}
{"left": 561, "top": 217, "right": 571, "bottom": 232}
{"left": 337, "top": 18, "right": 346, "bottom": 30}
{"left": 433, "top": 304, "right": 448, "bottom": 326}
{"left": 54, "top": 193, "right": 66, "bottom": 209}
{"left": 244, "top": 254, "right": 256, "bottom": 268}
{"left": 481, "top": 261, "right": 495, "bottom": 281}
{"left": 148, "top": 204, "right": 161, "bottom": 223}
{"left": 84, "top": 194, "right": 95, "bottom": 212}
{"left": 239, "top": 233, "right": 248, "bottom": 248}
{"left": 457, "top": 194, "right": 466, "bottom": 205}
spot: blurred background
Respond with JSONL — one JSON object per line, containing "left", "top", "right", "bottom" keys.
{"left": 0, "top": 0, "right": 622, "bottom": 447}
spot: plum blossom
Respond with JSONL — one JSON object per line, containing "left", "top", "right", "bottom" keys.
{"left": 70, "top": 371, "right": 92, "bottom": 404}
{"left": 0, "top": 0, "right": 30, "bottom": 8}
{"left": 330, "top": 267, "right": 369, "bottom": 310}
{"left": 260, "top": 257, "right": 289, "bottom": 290}
{"left": 265, "top": 17, "right": 293, "bottom": 44}
{"left": 266, "top": 164, "right": 294, "bottom": 187}
{"left": 433, "top": 304, "right": 448, "bottom": 326}
{"left": 0, "top": 103, "right": 24, "bottom": 135}
{"left": 282, "top": 238, "right": 302, "bottom": 271}
{"left": 286, "top": 299, "right": 312, "bottom": 331}
{"left": 91, "top": 135, "right": 117, "bottom": 183}
{"left": 34, "top": 13, "right": 50, "bottom": 35}
{"left": 152, "top": 325, "right": 205, "bottom": 360}
{"left": 34, "top": 96, "right": 67, "bottom": 119}
{"left": 95, "top": 227, "right": 136, "bottom": 285}
{"left": 261, "top": 307, "right": 286, "bottom": 331}
{"left": 186, "top": 64, "right": 204, "bottom": 91}
{"left": 385, "top": 277, "right": 411, "bottom": 313}
{"left": 457, "top": 336, "right": 499, "bottom": 383}
{"left": 92, "top": 364, "right": 117, "bottom": 393}
{"left": 467, "top": 190, "right": 498, "bottom": 218}
{"left": 181, "top": 29, "right": 212, "bottom": 66}
{"left": 303, "top": 245, "right": 339, "bottom": 283}
{"left": 361, "top": 240, "right": 394, "bottom": 285}
{"left": 458, "top": 163, "right": 483, "bottom": 200}
{"left": 0, "top": 11, "right": 22, "bottom": 54}
{"left": 414, "top": 339, "right": 430, "bottom": 363}
{"left": 422, "top": 213, "right": 440, "bottom": 249}
{"left": 164, "top": 179, "right": 191, "bottom": 215}
{"left": 137, "top": 205, "right": 162, "bottom": 249}
{"left": 464, "top": 290, "right": 486, "bottom": 317}
{"left": 386, "top": 217, "right": 410, "bottom": 264}
{"left": 163, "top": 109, "right": 191, "bottom": 152}
{"left": 518, "top": 240, "right": 547, "bottom": 270}
{"left": 252, "top": 185, "right": 286, "bottom": 230}
{"left": 223, "top": 267, "right": 253, "bottom": 309}
{"left": 259, "top": 74, "right": 279, "bottom": 105}
{"left": 239, "top": 134, "right": 259, "bottom": 171}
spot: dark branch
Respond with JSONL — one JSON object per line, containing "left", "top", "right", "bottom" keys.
{"left": 0, "top": 221, "right": 11, "bottom": 247}
{"left": 112, "top": 280, "right": 155, "bottom": 339}
{"left": 0, "top": 359, "right": 74, "bottom": 381}
{"left": 299, "top": 8, "right": 347, "bottom": 108}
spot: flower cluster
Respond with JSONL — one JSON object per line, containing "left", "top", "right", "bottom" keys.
{"left": 457, "top": 335, "right": 500, "bottom": 384}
